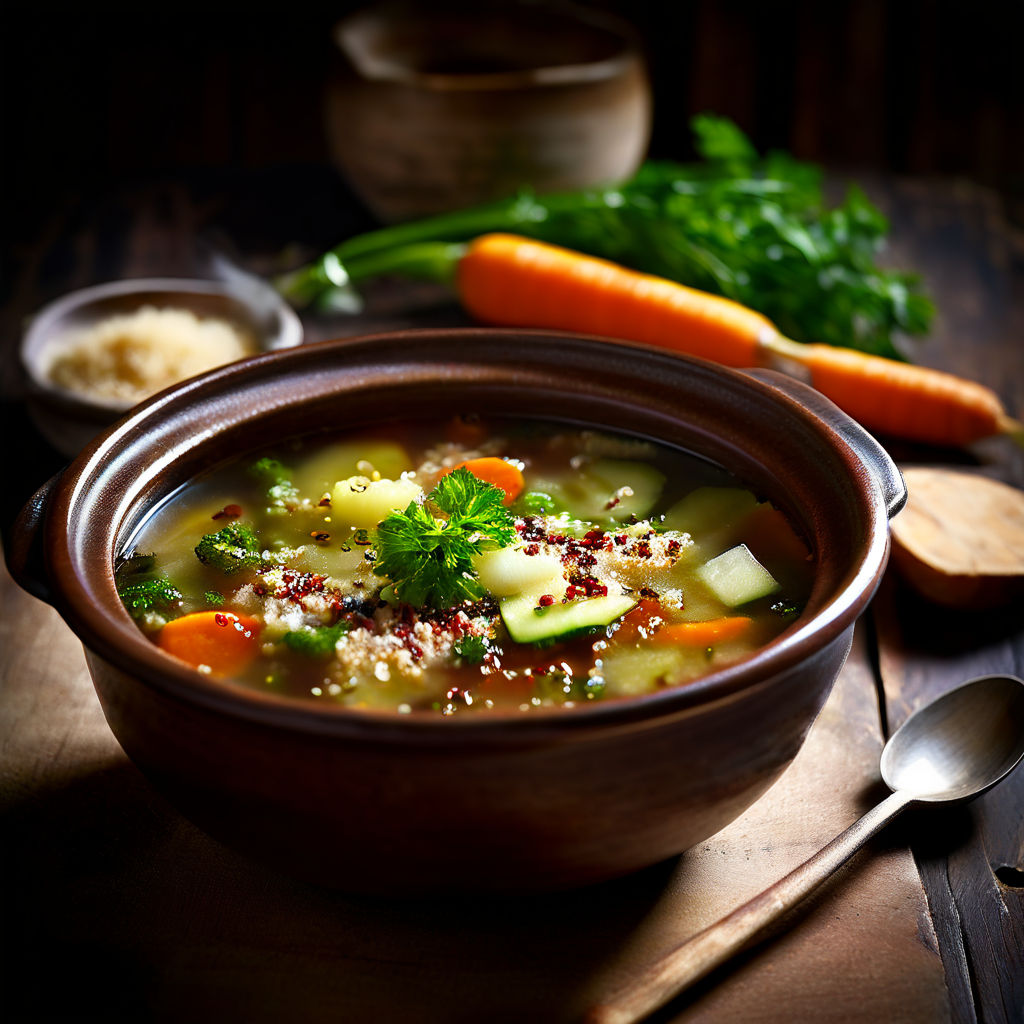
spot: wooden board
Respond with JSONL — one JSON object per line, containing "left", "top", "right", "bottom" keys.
{"left": 0, "top": 565, "right": 947, "bottom": 1023}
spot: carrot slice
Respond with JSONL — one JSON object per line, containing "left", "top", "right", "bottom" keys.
{"left": 653, "top": 617, "right": 754, "bottom": 646}
{"left": 158, "top": 611, "right": 261, "bottom": 676}
{"left": 447, "top": 457, "right": 525, "bottom": 504}
{"left": 616, "top": 599, "right": 666, "bottom": 639}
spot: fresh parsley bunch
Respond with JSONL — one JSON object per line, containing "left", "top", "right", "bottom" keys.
{"left": 373, "top": 468, "right": 516, "bottom": 609}
{"left": 281, "top": 115, "right": 932, "bottom": 360}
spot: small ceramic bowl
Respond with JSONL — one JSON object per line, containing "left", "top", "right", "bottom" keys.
{"left": 20, "top": 277, "right": 303, "bottom": 456}
{"left": 8, "top": 329, "right": 904, "bottom": 893}
{"left": 325, "top": 0, "right": 651, "bottom": 221}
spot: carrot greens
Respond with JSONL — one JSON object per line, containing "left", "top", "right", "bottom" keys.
{"left": 277, "top": 115, "right": 932, "bottom": 359}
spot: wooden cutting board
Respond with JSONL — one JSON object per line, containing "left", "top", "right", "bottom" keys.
{"left": 0, "top": 562, "right": 949, "bottom": 1023}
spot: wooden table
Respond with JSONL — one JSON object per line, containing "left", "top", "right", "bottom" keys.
{"left": 1, "top": 173, "right": 1021, "bottom": 1023}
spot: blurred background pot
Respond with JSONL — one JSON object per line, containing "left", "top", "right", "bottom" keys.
{"left": 325, "top": 0, "right": 651, "bottom": 221}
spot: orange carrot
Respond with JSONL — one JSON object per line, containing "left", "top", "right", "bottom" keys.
{"left": 158, "top": 611, "right": 261, "bottom": 676}
{"left": 651, "top": 617, "right": 754, "bottom": 646}
{"left": 446, "top": 457, "right": 525, "bottom": 504}
{"left": 617, "top": 602, "right": 752, "bottom": 646}
{"left": 765, "top": 337, "right": 1013, "bottom": 448}
{"left": 617, "top": 599, "right": 666, "bottom": 639}
{"left": 458, "top": 233, "right": 775, "bottom": 368}
{"left": 457, "top": 234, "right": 1019, "bottom": 447}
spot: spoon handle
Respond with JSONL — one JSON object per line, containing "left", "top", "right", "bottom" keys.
{"left": 587, "top": 789, "right": 915, "bottom": 1024}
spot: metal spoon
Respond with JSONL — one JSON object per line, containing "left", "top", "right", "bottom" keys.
{"left": 588, "top": 674, "right": 1024, "bottom": 1024}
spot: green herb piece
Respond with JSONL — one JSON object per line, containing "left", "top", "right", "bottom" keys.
{"left": 770, "top": 598, "right": 803, "bottom": 621}
{"left": 516, "top": 490, "right": 564, "bottom": 516}
{"left": 195, "top": 523, "right": 264, "bottom": 575}
{"left": 373, "top": 467, "right": 516, "bottom": 609}
{"left": 277, "top": 115, "right": 932, "bottom": 358}
{"left": 204, "top": 590, "right": 225, "bottom": 607}
{"left": 453, "top": 635, "right": 489, "bottom": 664}
{"left": 118, "top": 577, "right": 183, "bottom": 619}
{"left": 249, "top": 457, "right": 300, "bottom": 512}
{"left": 282, "top": 621, "right": 351, "bottom": 657}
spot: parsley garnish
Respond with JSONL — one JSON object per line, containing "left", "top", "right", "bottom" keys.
{"left": 453, "top": 635, "right": 489, "bottom": 664}
{"left": 373, "top": 467, "right": 515, "bottom": 609}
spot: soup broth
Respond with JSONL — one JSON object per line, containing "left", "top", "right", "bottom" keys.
{"left": 117, "top": 417, "right": 813, "bottom": 713}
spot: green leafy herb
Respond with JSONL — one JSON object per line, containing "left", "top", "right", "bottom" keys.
{"left": 204, "top": 590, "right": 225, "bottom": 607}
{"left": 373, "top": 467, "right": 516, "bottom": 609}
{"left": 770, "top": 598, "right": 803, "bottom": 621}
{"left": 516, "top": 490, "right": 564, "bottom": 516}
{"left": 278, "top": 115, "right": 932, "bottom": 358}
{"left": 453, "top": 634, "right": 489, "bottom": 664}
{"left": 195, "top": 522, "right": 264, "bottom": 575}
{"left": 282, "top": 621, "right": 351, "bottom": 657}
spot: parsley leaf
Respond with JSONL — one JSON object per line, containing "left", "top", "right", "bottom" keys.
{"left": 373, "top": 467, "right": 515, "bottom": 609}
{"left": 453, "top": 635, "right": 489, "bottom": 664}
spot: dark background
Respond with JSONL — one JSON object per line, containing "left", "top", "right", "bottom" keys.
{"left": 2, "top": 0, "right": 1021, "bottom": 283}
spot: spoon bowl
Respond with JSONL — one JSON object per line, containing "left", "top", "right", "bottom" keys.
{"left": 881, "top": 674, "right": 1024, "bottom": 802}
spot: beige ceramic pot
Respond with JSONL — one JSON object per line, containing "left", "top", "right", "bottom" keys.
{"left": 325, "top": 0, "right": 651, "bottom": 221}
{"left": 8, "top": 329, "right": 904, "bottom": 892}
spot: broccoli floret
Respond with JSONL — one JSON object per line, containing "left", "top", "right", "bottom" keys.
{"left": 281, "top": 621, "right": 350, "bottom": 657}
{"left": 194, "top": 522, "right": 264, "bottom": 574}
{"left": 118, "top": 577, "right": 183, "bottom": 619}
{"left": 249, "top": 457, "right": 299, "bottom": 511}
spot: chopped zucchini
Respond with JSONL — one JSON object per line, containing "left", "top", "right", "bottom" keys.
{"left": 533, "top": 458, "right": 665, "bottom": 523}
{"left": 661, "top": 487, "right": 760, "bottom": 537}
{"left": 696, "top": 544, "right": 781, "bottom": 607}
{"left": 473, "top": 546, "right": 566, "bottom": 598}
{"left": 599, "top": 647, "right": 701, "bottom": 697}
{"left": 500, "top": 592, "right": 636, "bottom": 645}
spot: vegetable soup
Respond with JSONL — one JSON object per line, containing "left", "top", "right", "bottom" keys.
{"left": 117, "top": 417, "right": 813, "bottom": 713}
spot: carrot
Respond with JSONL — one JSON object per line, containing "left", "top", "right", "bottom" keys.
{"left": 617, "top": 601, "right": 752, "bottom": 646}
{"left": 457, "top": 234, "right": 1019, "bottom": 447}
{"left": 458, "top": 233, "right": 774, "bottom": 369}
{"left": 157, "top": 611, "right": 261, "bottom": 677}
{"left": 651, "top": 617, "right": 754, "bottom": 647}
{"left": 617, "top": 599, "right": 666, "bottom": 639}
{"left": 765, "top": 337, "right": 1014, "bottom": 448}
{"left": 446, "top": 457, "right": 525, "bottom": 504}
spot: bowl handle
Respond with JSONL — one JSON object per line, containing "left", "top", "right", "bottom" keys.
{"left": 743, "top": 368, "right": 907, "bottom": 519}
{"left": 5, "top": 473, "right": 60, "bottom": 604}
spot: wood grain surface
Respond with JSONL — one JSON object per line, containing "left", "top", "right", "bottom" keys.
{"left": 1, "top": 173, "right": 1021, "bottom": 1023}
{"left": 0, "top": 569, "right": 948, "bottom": 1023}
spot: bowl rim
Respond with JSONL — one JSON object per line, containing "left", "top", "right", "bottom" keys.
{"left": 41, "top": 328, "right": 893, "bottom": 744}
{"left": 333, "top": 2, "right": 645, "bottom": 92}
{"left": 20, "top": 276, "right": 305, "bottom": 411}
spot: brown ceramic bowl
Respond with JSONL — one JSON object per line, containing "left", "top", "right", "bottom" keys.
{"left": 7, "top": 329, "right": 904, "bottom": 893}
{"left": 325, "top": 0, "right": 651, "bottom": 221}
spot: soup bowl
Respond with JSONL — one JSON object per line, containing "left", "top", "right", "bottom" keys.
{"left": 7, "top": 329, "right": 904, "bottom": 892}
